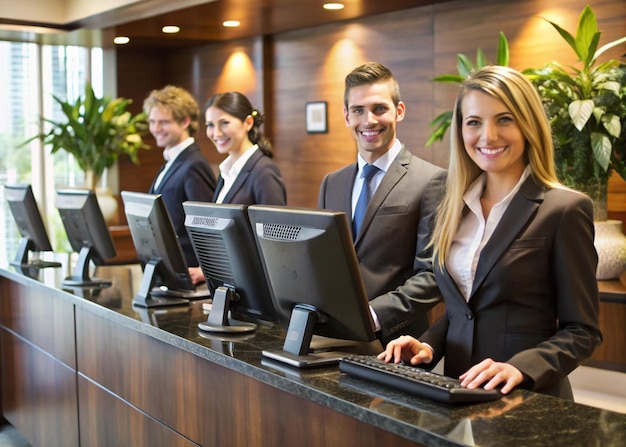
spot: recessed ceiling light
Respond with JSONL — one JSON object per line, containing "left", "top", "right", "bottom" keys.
{"left": 114, "top": 36, "right": 130, "bottom": 45}
{"left": 223, "top": 20, "right": 241, "bottom": 28}
{"left": 162, "top": 25, "right": 180, "bottom": 34}
{"left": 323, "top": 3, "right": 345, "bottom": 10}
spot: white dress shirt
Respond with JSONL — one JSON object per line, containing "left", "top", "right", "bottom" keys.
{"left": 153, "top": 137, "right": 195, "bottom": 190}
{"left": 446, "top": 166, "right": 531, "bottom": 301}
{"left": 351, "top": 139, "right": 403, "bottom": 219}
{"left": 216, "top": 145, "right": 259, "bottom": 204}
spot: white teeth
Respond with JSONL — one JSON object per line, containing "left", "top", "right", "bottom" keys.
{"left": 361, "top": 131, "right": 380, "bottom": 137}
{"left": 479, "top": 146, "right": 506, "bottom": 155}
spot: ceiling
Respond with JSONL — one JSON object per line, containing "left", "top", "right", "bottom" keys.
{"left": 0, "top": 0, "right": 448, "bottom": 49}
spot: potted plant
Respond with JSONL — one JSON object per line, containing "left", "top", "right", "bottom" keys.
{"left": 23, "top": 82, "right": 150, "bottom": 191}
{"left": 523, "top": 5, "right": 626, "bottom": 221}
{"left": 21, "top": 83, "right": 149, "bottom": 224}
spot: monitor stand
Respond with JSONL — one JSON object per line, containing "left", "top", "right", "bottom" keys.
{"left": 198, "top": 286, "right": 257, "bottom": 333}
{"left": 62, "top": 246, "right": 112, "bottom": 288}
{"left": 133, "top": 259, "right": 191, "bottom": 307}
{"left": 10, "top": 238, "right": 61, "bottom": 269}
{"left": 263, "top": 304, "right": 382, "bottom": 368}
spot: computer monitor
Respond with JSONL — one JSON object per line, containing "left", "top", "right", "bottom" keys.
{"left": 183, "top": 202, "right": 279, "bottom": 334}
{"left": 247, "top": 205, "right": 382, "bottom": 368}
{"left": 4, "top": 184, "right": 61, "bottom": 269}
{"left": 56, "top": 189, "right": 117, "bottom": 288}
{"left": 121, "top": 191, "right": 210, "bottom": 308}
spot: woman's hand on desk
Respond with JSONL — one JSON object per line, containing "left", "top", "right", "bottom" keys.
{"left": 459, "top": 358, "right": 523, "bottom": 395}
{"left": 376, "top": 335, "right": 434, "bottom": 365}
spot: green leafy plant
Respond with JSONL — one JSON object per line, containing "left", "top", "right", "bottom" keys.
{"left": 524, "top": 5, "right": 626, "bottom": 219}
{"left": 425, "top": 32, "right": 510, "bottom": 147}
{"left": 22, "top": 83, "right": 150, "bottom": 189}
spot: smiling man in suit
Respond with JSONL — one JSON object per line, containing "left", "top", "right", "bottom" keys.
{"left": 144, "top": 85, "right": 217, "bottom": 268}
{"left": 318, "top": 62, "right": 446, "bottom": 345}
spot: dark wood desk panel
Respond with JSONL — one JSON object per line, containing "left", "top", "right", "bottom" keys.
{"left": 0, "top": 276, "right": 76, "bottom": 369}
{"left": 75, "top": 306, "right": 422, "bottom": 447}
{"left": 0, "top": 331, "right": 79, "bottom": 447}
{"left": 592, "top": 276, "right": 626, "bottom": 372}
{"left": 78, "top": 375, "right": 199, "bottom": 447}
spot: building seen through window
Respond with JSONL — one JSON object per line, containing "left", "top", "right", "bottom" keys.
{"left": 0, "top": 41, "right": 103, "bottom": 259}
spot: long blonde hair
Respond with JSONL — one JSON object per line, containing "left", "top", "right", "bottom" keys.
{"left": 431, "top": 66, "right": 561, "bottom": 267}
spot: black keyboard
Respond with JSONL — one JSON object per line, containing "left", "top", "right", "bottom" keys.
{"left": 339, "top": 355, "right": 501, "bottom": 404}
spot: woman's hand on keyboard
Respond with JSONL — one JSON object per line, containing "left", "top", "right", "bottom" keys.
{"left": 459, "top": 358, "right": 523, "bottom": 395}
{"left": 376, "top": 335, "right": 433, "bottom": 365}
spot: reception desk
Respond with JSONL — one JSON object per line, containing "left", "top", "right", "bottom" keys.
{"left": 0, "top": 260, "right": 625, "bottom": 447}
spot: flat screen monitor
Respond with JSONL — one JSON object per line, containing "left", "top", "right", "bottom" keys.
{"left": 4, "top": 184, "right": 61, "bottom": 269}
{"left": 121, "top": 191, "right": 210, "bottom": 308}
{"left": 56, "top": 189, "right": 117, "bottom": 288}
{"left": 183, "top": 202, "right": 279, "bottom": 334}
{"left": 247, "top": 205, "right": 382, "bottom": 368}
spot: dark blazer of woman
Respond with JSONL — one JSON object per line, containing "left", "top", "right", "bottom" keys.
{"left": 420, "top": 176, "right": 602, "bottom": 399}
{"left": 213, "top": 149, "right": 286, "bottom": 206}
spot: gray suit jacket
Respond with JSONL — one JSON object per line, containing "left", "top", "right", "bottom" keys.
{"left": 318, "top": 145, "right": 446, "bottom": 344}
{"left": 421, "top": 176, "right": 603, "bottom": 399}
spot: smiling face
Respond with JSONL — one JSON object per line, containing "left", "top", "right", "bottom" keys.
{"left": 344, "top": 81, "right": 405, "bottom": 164}
{"left": 148, "top": 105, "right": 191, "bottom": 150}
{"left": 461, "top": 90, "right": 527, "bottom": 182}
{"left": 204, "top": 106, "right": 253, "bottom": 158}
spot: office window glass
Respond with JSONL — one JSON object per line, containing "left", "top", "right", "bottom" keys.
{"left": 0, "top": 41, "right": 102, "bottom": 258}
{"left": 0, "top": 41, "right": 39, "bottom": 259}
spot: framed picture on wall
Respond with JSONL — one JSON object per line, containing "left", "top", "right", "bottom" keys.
{"left": 305, "top": 101, "right": 328, "bottom": 134}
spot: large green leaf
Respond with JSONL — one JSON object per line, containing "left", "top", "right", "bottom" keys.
{"left": 568, "top": 99, "right": 594, "bottom": 131}
{"left": 496, "top": 32, "right": 510, "bottom": 66}
{"left": 457, "top": 54, "right": 474, "bottom": 78}
{"left": 432, "top": 74, "right": 465, "bottom": 83}
{"left": 476, "top": 48, "right": 487, "bottom": 68}
{"left": 426, "top": 111, "right": 454, "bottom": 147}
{"left": 596, "top": 81, "right": 622, "bottom": 95}
{"left": 575, "top": 5, "right": 599, "bottom": 66}
{"left": 591, "top": 132, "right": 611, "bottom": 171}
{"left": 546, "top": 20, "right": 579, "bottom": 59}
{"left": 594, "top": 36, "right": 626, "bottom": 60}
{"left": 602, "top": 114, "right": 622, "bottom": 139}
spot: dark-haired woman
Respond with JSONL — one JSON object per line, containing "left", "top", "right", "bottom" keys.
{"left": 188, "top": 92, "right": 286, "bottom": 284}
{"left": 204, "top": 91, "right": 286, "bottom": 206}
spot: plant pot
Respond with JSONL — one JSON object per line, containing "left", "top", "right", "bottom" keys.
{"left": 594, "top": 219, "right": 626, "bottom": 280}
{"left": 95, "top": 187, "right": 119, "bottom": 226}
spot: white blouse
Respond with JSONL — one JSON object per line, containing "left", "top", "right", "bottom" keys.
{"left": 216, "top": 145, "right": 259, "bottom": 204}
{"left": 446, "top": 166, "right": 531, "bottom": 301}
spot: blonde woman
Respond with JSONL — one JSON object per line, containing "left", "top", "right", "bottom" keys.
{"left": 379, "top": 66, "right": 602, "bottom": 399}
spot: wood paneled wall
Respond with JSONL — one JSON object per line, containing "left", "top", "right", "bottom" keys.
{"left": 115, "top": 0, "right": 626, "bottom": 215}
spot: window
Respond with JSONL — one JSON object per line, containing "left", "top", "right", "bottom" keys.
{"left": 0, "top": 41, "right": 103, "bottom": 258}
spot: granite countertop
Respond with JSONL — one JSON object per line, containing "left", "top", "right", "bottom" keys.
{"left": 2, "top": 261, "right": 626, "bottom": 447}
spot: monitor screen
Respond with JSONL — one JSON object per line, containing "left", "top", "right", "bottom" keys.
{"left": 247, "top": 205, "right": 382, "bottom": 368}
{"left": 183, "top": 202, "right": 279, "bottom": 334}
{"left": 56, "top": 189, "right": 117, "bottom": 288}
{"left": 121, "top": 191, "right": 210, "bottom": 308}
{"left": 4, "top": 184, "right": 60, "bottom": 269}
